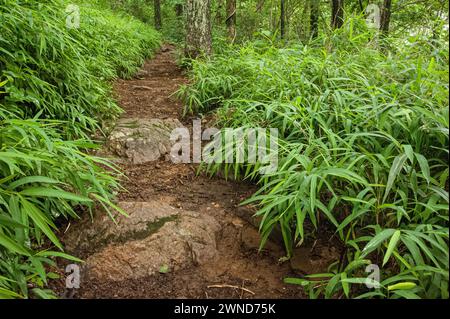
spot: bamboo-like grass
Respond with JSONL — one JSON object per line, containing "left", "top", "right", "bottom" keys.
{"left": 178, "top": 18, "right": 449, "bottom": 299}
{"left": 0, "top": 0, "right": 160, "bottom": 298}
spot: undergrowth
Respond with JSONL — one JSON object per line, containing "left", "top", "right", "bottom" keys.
{"left": 178, "top": 19, "right": 449, "bottom": 299}
{"left": 0, "top": 0, "right": 160, "bottom": 298}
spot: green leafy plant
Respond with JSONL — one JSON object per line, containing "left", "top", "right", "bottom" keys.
{"left": 179, "top": 18, "right": 449, "bottom": 299}
{"left": 0, "top": 0, "right": 160, "bottom": 298}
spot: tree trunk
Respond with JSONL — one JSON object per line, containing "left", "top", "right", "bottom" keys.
{"left": 154, "top": 0, "right": 162, "bottom": 30}
{"left": 310, "top": 0, "right": 319, "bottom": 39}
{"left": 331, "top": 0, "right": 344, "bottom": 29}
{"left": 226, "top": 0, "right": 237, "bottom": 42}
{"left": 280, "top": 0, "right": 286, "bottom": 39}
{"left": 380, "top": 0, "right": 392, "bottom": 35}
{"left": 185, "top": 0, "right": 212, "bottom": 58}
{"left": 175, "top": 3, "right": 183, "bottom": 17}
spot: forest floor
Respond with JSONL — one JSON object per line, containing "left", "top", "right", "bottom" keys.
{"left": 52, "top": 45, "right": 338, "bottom": 299}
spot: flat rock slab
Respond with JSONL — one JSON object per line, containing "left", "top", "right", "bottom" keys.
{"left": 64, "top": 201, "right": 220, "bottom": 282}
{"left": 107, "top": 118, "right": 183, "bottom": 164}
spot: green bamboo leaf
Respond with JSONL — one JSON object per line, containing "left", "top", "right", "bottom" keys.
{"left": 383, "top": 230, "right": 401, "bottom": 266}
{"left": 0, "top": 287, "right": 23, "bottom": 299}
{"left": 388, "top": 282, "right": 417, "bottom": 291}
{"left": 383, "top": 154, "right": 407, "bottom": 203}
{"left": 310, "top": 175, "right": 318, "bottom": 214}
{"left": 35, "top": 251, "right": 83, "bottom": 263}
{"left": 21, "top": 199, "right": 63, "bottom": 250}
{"left": 403, "top": 145, "right": 414, "bottom": 163}
{"left": 325, "top": 274, "right": 341, "bottom": 299}
{"left": 284, "top": 278, "right": 311, "bottom": 286}
{"left": 341, "top": 273, "right": 350, "bottom": 298}
{"left": 20, "top": 187, "right": 92, "bottom": 202}
{"left": 0, "top": 233, "right": 31, "bottom": 256}
{"left": 361, "top": 229, "right": 396, "bottom": 257}
{"left": 414, "top": 153, "right": 430, "bottom": 184}
{"left": 8, "top": 176, "right": 61, "bottom": 190}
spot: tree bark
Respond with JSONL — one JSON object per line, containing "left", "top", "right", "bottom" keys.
{"left": 154, "top": 0, "right": 162, "bottom": 30}
{"left": 380, "top": 0, "right": 392, "bottom": 35}
{"left": 331, "top": 0, "right": 344, "bottom": 29}
{"left": 226, "top": 0, "right": 237, "bottom": 42}
{"left": 310, "top": 0, "right": 319, "bottom": 39}
{"left": 280, "top": 0, "right": 286, "bottom": 39}
{"left": 185, "top": 0, "right": 212, "bottom": 58}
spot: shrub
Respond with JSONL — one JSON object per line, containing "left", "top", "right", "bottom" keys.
{"left": 0, "top": 0, "right": 160, "bottom": 298}
{"left": 178, "top": 20, "right": 449, "bottom": 299}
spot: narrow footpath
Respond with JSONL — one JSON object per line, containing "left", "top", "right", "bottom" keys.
{"left": 60, "top": 45, "right": 307, "bottom": 299}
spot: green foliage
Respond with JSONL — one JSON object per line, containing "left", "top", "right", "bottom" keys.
{"left": 74, "top": 1, "right": 161, "bottom": 79}
{"left": 178, "top": 20, "right": 449, "bottom": 299}
{"left": 103, "top": 0, "right": 185, "bottom": 43}
{"left": 209, "top": 0, "right": 449, "bottom": 43}
{"left": 1, "top": 0, "right": 160, "bottom": 137}
{"left": 106, "top": 0, "right": 155, "bottom": 23}
{"left": 0, "top": 0, "right": 160, "bottom": 298}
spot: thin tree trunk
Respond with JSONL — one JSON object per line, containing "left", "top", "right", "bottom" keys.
{"left": 380, "top": 0, "right": 392, "bottom": 35}
{"left": 331, "top": 0, "right": 344, "bottom": 29}
{"left": 310, "top": 0, "right": 319, "bottom": 38}
{"left": 185, "top": 0, "right": 212, "bottom": 58}
{"left": 175, "top": 3, "right": 183, "bottom": 17}
{"left": 280, "top": 0, "right": 286, "bottom": 39}
{"left": 154, "top": 0, "right": 162, "bottom": 30}
{"left": 226, "top": 0, "right": 236, "bottom": 42}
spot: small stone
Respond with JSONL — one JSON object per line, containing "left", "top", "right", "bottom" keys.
{"left": 231, "top": 218, "right": 244, "bottom": 228}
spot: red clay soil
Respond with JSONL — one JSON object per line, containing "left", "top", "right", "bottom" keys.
{"left": 54, "top": 45, "right": 308, "bottom": 299}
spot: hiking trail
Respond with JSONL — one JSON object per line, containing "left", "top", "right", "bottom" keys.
{"left": 56, "top": 46, "right": 337, "bottom": 299}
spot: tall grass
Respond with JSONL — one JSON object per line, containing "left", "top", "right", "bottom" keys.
{"left": 178, "top": 19, "right": 449, "bottom": 299}
{"left": 0, "top": 0, "right": 160, "bottom": 298}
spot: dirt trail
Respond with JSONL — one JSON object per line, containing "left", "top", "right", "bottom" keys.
{"left": 58, "top": 45, "right": 307, "bottom": 299}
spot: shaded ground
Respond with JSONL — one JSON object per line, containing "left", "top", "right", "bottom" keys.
{"left": 53, "top": 45, "right": 339, "bottom": 299}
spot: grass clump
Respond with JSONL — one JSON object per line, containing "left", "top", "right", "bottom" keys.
{"left": 0, "top": 0, "right": 160, "bottom": 298}
{"left": 178, "top": 20, "right": 449, "bottom": 299}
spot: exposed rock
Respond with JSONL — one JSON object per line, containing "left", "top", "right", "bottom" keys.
{"left": 107, "top": 118, "right": 183, "bottom": 164}
{"left": 64, "top": 201, "right": 220, "bottom": 282}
